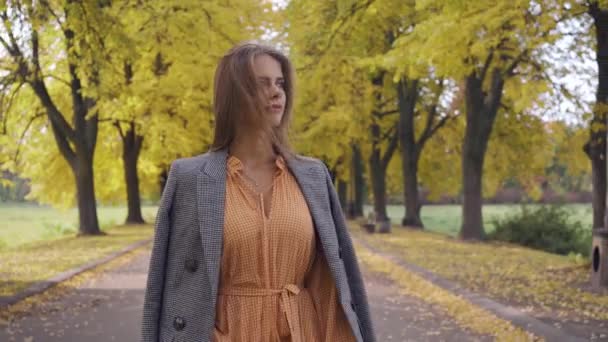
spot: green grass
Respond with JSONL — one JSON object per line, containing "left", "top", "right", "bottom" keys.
{"left": 0, "top": 203, "right": 158, "bottom": 297}
{"left": 0, "top": 224, "right": 154, "bottom": 297}
{"left": 364, "top": 203, "right": 594, "bottom": 236}
{"left": 0, "top": 203, "right": 159, "bottom": 249}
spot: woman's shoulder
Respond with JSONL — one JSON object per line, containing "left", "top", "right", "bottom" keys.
{"left": 292, "top": 153, "right": 322, "bottom": 165}
{"left": 290, "top": 153, "right": 330, "bottom": 175}
{"left": 168, "top": 153, "right": 208, "bottom": 176}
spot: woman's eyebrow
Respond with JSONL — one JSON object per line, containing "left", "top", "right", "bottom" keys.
{"left": 257, "top": 76, "right": 285, "bottom": 81}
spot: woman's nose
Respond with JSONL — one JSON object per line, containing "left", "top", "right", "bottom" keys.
{"left": 269, "top": 84, "right": 281, "bottom": 97}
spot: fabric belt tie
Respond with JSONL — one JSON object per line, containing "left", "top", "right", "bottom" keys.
{"left": 219, "top": 283, "right": 303, "bottom": 342}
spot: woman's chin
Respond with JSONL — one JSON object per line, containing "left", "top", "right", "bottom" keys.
{"left": 270, "top": 114, "right": 283, "bottom": 127}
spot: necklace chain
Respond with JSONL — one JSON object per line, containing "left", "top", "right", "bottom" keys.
{"left": 240, "top": 169, "right": 274, "bottom": 193}
{"left": 231, "top": 154, "right": 280, "bottom": 192}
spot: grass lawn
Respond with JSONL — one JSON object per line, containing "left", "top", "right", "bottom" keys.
{"left": 364, "top": 203, "right": 594, "bottom": 236}
{"left": 0, "top": 202, "right": 159, "bottom": 249}
{"left": 0, "top": 203, "right": 158, "bottom": 298}
{"left": 0, "top": 224, "right": 154, "bottom": 297}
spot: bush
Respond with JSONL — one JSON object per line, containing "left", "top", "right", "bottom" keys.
{"left": 488, "top": 204, "right": 592, "bottom": 257}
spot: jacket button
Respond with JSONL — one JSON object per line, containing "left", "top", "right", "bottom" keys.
{"left": 185, "top": 259, "right": 198, "bottom": 273}
{"left": 339, "top": 247, "right": 343, "bottom": 259}
{"left": 351, "top": 301, "right": 356, "bottom": 311}
{"left": 173, "top": 316, "right": 186, "bottom": 331}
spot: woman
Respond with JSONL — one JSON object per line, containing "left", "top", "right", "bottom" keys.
{"left": 141, "top": 42, "right": 375, "bottom": 342}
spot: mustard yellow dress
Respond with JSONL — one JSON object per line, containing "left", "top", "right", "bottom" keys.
{"left": 212, "top": 154, "right": 356, "bottom": 342}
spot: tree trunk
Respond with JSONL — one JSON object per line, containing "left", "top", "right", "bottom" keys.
{"left": 369, "top": 120, "right": 399, "bottom": 233}
{"left": 30, "top": 79, "right": 102, "bottom": 236}
{"left": 159, "top": 168, "right": 168, "bottom": 197}
{"left": 26, "top": 25, "right": 102, "bottom": 236}
{"left": 348, "top": 143, "right": 365, "bottom": 218}
{"left": 369, "top": 147, "right": 389, "bottom": 225}
{"left": 588, "top": 3, "right": 608, "bottom": 230}
{"left": 73, "top": 150, "right": 101, "bottom": 235}
{"left": 461, "top": 140, "right": 485, "bottom": 240}
{"left": 121, "top": 122, "right": 145, "bottom": 224}
{"left": 591, "top": 153, "right": 606, "bottom": 229}
{"left": 338, "top": 179, "right": 348, "bottom": 211}
{"left": 397, "top": 79, "right": 424, "bottom": 228}
{"left": 367, "top": 72, "right": 399, "bottom": 233}
{"left": 460, "top": 70, "right": 504, "bottom": 240}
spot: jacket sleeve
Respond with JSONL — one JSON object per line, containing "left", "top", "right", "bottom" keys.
{"left": 321, "top": 163, "right": 376, "bottom": 342}
{"left": 141, "top": 160, "right": 179, "bottom": 342}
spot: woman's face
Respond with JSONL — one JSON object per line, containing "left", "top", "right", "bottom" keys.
{"left": 253, "top": 54, "right": 286, "bottom": 127}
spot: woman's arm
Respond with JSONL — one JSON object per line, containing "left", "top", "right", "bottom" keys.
{"left": 141, "top": 161, "right": 179, "bottom": 342}
{"left": 321, "top": 163, "right": 376, "bottom": 342}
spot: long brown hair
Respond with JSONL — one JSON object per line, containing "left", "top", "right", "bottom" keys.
{"left": 210, "top": 41, "right": 295, "bottom": 159}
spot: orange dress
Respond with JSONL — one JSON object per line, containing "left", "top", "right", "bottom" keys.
{"left": 212, "top": 154, "right": 356, "bottom": 342}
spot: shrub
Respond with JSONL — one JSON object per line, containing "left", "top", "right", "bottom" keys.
{"left": 488, "top": 204, "right": 592, "bottom": 257}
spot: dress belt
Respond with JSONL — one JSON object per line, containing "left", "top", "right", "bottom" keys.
{"left": 218, "top": 283, "right": 304, "bottom": 342}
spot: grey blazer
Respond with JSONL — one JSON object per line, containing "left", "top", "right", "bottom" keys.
{"left": 141, "top": 148, "right": 375, "bottom": 342}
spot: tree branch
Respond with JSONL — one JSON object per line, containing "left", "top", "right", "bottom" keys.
{"left": 484, "top": 68, "right": 505, "bottom": 117}
{"left": 30, "top": 79, "right": 77, "bottom": 142}
{"left": 382, "top": 124, "right": 399, "bottom": 168}
{"left": 13, "top": 111, "right": 46, "bottom": 163}
{"left": 480, "top": 49, "right": 494, "bottom": 81}
{"left": 31, "top": 27, "right": 41, "bottom": 78}
{"left": 49, "top": 118, "right": 77, "bottom": 166}
{"left": 427, "top": 115, "right": 452, "bottom": 140}
{"left": 0, "top": 11, "right": 23, "bottom": 58}
{"left": 42, "top": 73, "right": 71, "bottom": 87}
{"left": 40, "top": 0, "right": 65, "bottom": 30}
{"left": 113, "top": 120, "right": 126, "bottom": 140}
{"left": 417, "top": 81, "right": 463, "bottom": 147}
{"left": 202, "top": 8, "right": 236, "bottom": 46}
{"left": 0, "top": 81, "right": 25, "bottom": 134}
{"left": 505, "top": 48, "right": 528, "bottom": 76}
{"left": 375, "top": 109, "right": 399, "bottom": 117}
{"left": 0, "top": 35, "right": 13, "bottom": 56}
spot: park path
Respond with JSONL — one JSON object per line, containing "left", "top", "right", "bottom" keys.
{"left": 0, "top": 247, "right": 488, "bottom": 342}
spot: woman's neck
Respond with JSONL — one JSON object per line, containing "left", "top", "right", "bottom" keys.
{"left": 228, "top": 132, "right": 277, "bottom": 168}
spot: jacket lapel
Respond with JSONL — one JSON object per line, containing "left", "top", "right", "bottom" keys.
{"left": 197, "top": 148, "right": 228, "bottom": 301}
{"left": 286, "top": 157, "right": 340, "bottom": 263}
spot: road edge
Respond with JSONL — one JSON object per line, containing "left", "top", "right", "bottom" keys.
{"left": 0, "top": 238, "right": 152, "bottom": 309}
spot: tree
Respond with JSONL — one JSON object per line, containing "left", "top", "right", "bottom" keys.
{"left": 585, "top": 1, "right": 608, "bottom": 229}
{"left": 396, "top": 1, "right": 564, "bottom": 240}
{"left": 394, "top": 77, "right": 462, "bottom": 228}
{"left": 96, "top": 0, "right": 266, "bottom": 224}
{"left": 0, "top": 1, "right": 125, "bottom": 235}
{"left": 287, "top": 0, "right": 411, "bottom": 232}
{"left": 0, "top": 1, "right": 268, "bottom": 230}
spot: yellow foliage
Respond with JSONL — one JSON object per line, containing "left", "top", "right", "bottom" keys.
{"left": 354, "top": 238, "right": 542, "bottom": 340}
{"left": 352, "top": 224, "right": 608, "bottom": 322}
{"left": 0, "top": 0, "right": 267, "bottom": 208}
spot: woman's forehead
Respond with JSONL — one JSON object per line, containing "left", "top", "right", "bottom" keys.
{"left": 253, "top": 54, "right": 283, "bottom": 78}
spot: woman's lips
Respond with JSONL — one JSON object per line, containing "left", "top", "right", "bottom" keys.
{"left": 270, "top": 104, "right": 283, "bottom": 113}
